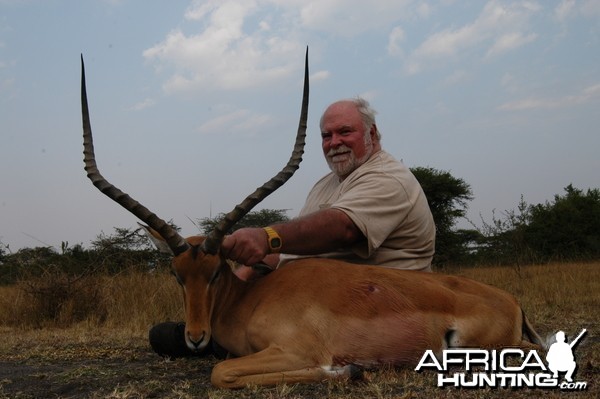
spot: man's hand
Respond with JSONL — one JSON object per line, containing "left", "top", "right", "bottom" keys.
{"left": 221, "top": 227, "right": 270, "bottom": 266}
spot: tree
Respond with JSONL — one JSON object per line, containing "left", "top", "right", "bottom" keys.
{"left": 90, "top": 226, "right": 172, "bottom": 273}
{"left": 198, "top": 209, "right": 290, "bottom": 235}
{"left": 524, "top": 185, "right": 600, "bottom": 261}
{"left": 0, "top": 241, "right": 8, "bottom": 264}
{"left": 474, "top": 195, "right": 535, "bottom": 267}
{"left": 91, "top": 227, "right": 152, "bottom": 252}
{"left": 472, "top": 185, "right": 600, "bottom": 265}
{"left": 410, "top": 166, "right": 473, "bottom": 266}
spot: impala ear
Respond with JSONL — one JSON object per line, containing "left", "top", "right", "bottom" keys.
{"left": 138, "top": 223, "right": 175, "bottom": 255}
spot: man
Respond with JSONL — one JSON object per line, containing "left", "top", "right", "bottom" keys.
{"left": 221, "top": 97, "right": 435, "bottom": 278}
{"left": 150, "top": 97, "right": 435, "bottom": 358}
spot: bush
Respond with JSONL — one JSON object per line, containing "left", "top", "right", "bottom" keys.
{"left": 0, "top": 268, "right": 182, "bottom": 331}
{"left": 9, "top": 267, "right": 107, "bottom": 327}
{"left": 471, "top": 185, "right": 600, "bottom": 266}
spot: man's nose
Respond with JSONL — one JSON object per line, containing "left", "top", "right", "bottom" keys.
{"left": 330, "top": 133, "right": 342, "bottom": 147}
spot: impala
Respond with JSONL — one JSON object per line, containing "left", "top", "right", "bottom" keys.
{"left": 80, "top": 51, "right": 543, "bottom": 388}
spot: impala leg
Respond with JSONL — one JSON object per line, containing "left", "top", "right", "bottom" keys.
{"left": 210, "top": 346, "right": 358, "bottom": 388}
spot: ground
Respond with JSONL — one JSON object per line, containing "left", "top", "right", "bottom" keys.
{"left": 0, "top": 330, "right": 216, "bottom": 399}
{"left": 0, "top": 327, "right": 597, "bottom": 399}
{"left": 1, "top": 263, "right": 598, "bottom": 398}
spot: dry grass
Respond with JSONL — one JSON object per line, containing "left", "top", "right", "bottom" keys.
{"left": 455, "top": 261, "right": 599, "bottom": 332}
{"left": 0, "top": 262, "right": 598, "bottom": 398}
{"left": 0, "top": 270, "right": 184, "bottom": 331}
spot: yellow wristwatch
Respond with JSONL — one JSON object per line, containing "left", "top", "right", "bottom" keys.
{"left": 263, "top": 227, "right": 282, "bottom": 253}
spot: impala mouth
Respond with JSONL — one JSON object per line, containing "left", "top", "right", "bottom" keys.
{"left": 186, "top": 330, "right": 210, "bottom": 352}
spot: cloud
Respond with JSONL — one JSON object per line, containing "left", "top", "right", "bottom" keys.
{"left": 486, "top": 32, "right": 537, "bottom": 58}
{"left": 580, "top": 0, "right": 600, "bottom": 17}
{"left": 310, "top": 70, "right": 330, "bottom": 82}
{"left": 583, "top": 83, "right": 600, "bottom": 96}
{"left": 196, "top": 108, "right": 272, "bottom": 136}
{"left": 130, "top": 98, "right": 156, "bottom": 111}
{"left": 405, "top": 0, "right": 541, "bottom": 74}
{"left": 387, "top": 26, "right": 406, "bottom": 57}
{"left": 556, "top": 0, "right": 600, "bottom": 21}
{"left": 498, "top": 82, "right": 600, "bottom": 110}
{"left": 293, "top": 0, "right": 415, "bottom": 36}
{"left": 143, "top": 1, "right": 425, "bottom": 93}
{"left": 555, "top": 0, "right": 576, "bottom": 22}
{"left": 144, "top": 1, "right": 303, "bottom": 93}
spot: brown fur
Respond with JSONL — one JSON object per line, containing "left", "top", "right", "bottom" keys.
{"left": 168, "top": 236, "right": 543, "bottom": 389}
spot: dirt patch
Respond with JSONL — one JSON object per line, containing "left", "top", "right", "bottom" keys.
{"left": 0, "top": 329, "right": 358, "bottom": 399}
{"left": 0, "top": 358, "right": 218, "bottom": 398}
{"left": 0, "top": 333, "right": 201, "bottom": 398}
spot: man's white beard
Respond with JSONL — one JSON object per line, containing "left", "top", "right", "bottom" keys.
{"left": 326, "top": 133, "right": 373, "bottom": 178}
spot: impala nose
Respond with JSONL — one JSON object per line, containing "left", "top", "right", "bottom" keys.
{"left": 187, "top": 330, "right": 207, "bottom": 351}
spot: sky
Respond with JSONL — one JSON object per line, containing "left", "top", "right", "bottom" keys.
{"left": 1, "top": 0, "right": 599, "bottom": 252}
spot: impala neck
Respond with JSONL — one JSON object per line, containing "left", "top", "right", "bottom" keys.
{"left": 209, "top": 259, "right": 261, "bottom": 353}
{"left": 212, "top": 259, "right": 252, "bottom": 313}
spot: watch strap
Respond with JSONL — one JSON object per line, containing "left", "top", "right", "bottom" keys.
{"left": 263, "top": 227, "right": 282, "bottom": 253}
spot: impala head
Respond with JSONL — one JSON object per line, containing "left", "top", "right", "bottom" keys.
{"left": 140, "top": 226, "right": 223, "bottom": 351}
{"left": 81, "top": 51, "right": 309, "bottom": 351}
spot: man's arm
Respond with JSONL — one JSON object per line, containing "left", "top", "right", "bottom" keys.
{"left": 221, "top": 208, "right": 363, "bottom": 266}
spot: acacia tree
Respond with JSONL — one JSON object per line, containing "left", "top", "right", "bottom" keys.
{"left": 198, "top": 209, "right": 290, "bottom": 235}
{"left": 90, "top": 226, "right": 174, "bottom": 273}
{"left": 410, "top": 166, "right": 474, "bottom": 266}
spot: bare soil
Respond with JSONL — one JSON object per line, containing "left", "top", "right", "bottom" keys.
{"left": 0, "top": 330, "right": 212, "bottom": 398}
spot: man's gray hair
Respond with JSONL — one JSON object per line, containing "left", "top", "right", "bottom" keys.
{"left": 353, "top": 97, "right": 381, "bottom": 140}
{"left": 320, "top": 97, "right": 381, "bottom": 140}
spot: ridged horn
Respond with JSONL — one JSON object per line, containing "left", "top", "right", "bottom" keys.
{"left": 80, "top": 55, "right": 190, "bottom": 256}
{"left": 202, "top": 48, "right": 310, "bottom": 254}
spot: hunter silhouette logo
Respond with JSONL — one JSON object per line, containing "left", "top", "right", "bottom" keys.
{"left": 415, "top": 327, "right": 589, "bottom": 391}
{"left": 546, "top": 329, "right": 586, "bottom": 383}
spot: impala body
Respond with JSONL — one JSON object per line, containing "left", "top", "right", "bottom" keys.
{"left": 159, "top": 235, "right": 542, "bottom": 388}
{"left": 80, "top": 50, "right": 542, "bottom": 389}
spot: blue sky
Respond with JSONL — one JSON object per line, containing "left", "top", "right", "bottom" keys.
{"left": 1, "top": 0, "right": 599, "bottom": 251}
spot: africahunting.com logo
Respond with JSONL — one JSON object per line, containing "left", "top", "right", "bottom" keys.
{"left": 415, "top": 329, "right": 588, "bottom": 391}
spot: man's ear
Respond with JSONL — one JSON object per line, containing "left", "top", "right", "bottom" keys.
{"left": 370, "top": 123, "right": 379, "bottom": 140}
{"left": 138, "top": 223, "right": 174, "bottom": 255}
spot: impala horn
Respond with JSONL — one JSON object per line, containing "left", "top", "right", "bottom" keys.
{"left": 202, "top": 48, "right": 309, "bottom": 254}
{"left": 81, "top": 49, "right": 309, "bottom": 257}
{"left": 81, "top": 55, "right": 190, "bottom": 256}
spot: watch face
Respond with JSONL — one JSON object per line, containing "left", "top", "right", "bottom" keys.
{"left": 271, "top": 238, "right": 282, "bottom": 248}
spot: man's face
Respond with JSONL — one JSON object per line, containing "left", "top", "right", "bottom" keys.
{"left": 321, "top": 101, "right": 376, "bottom": 179}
